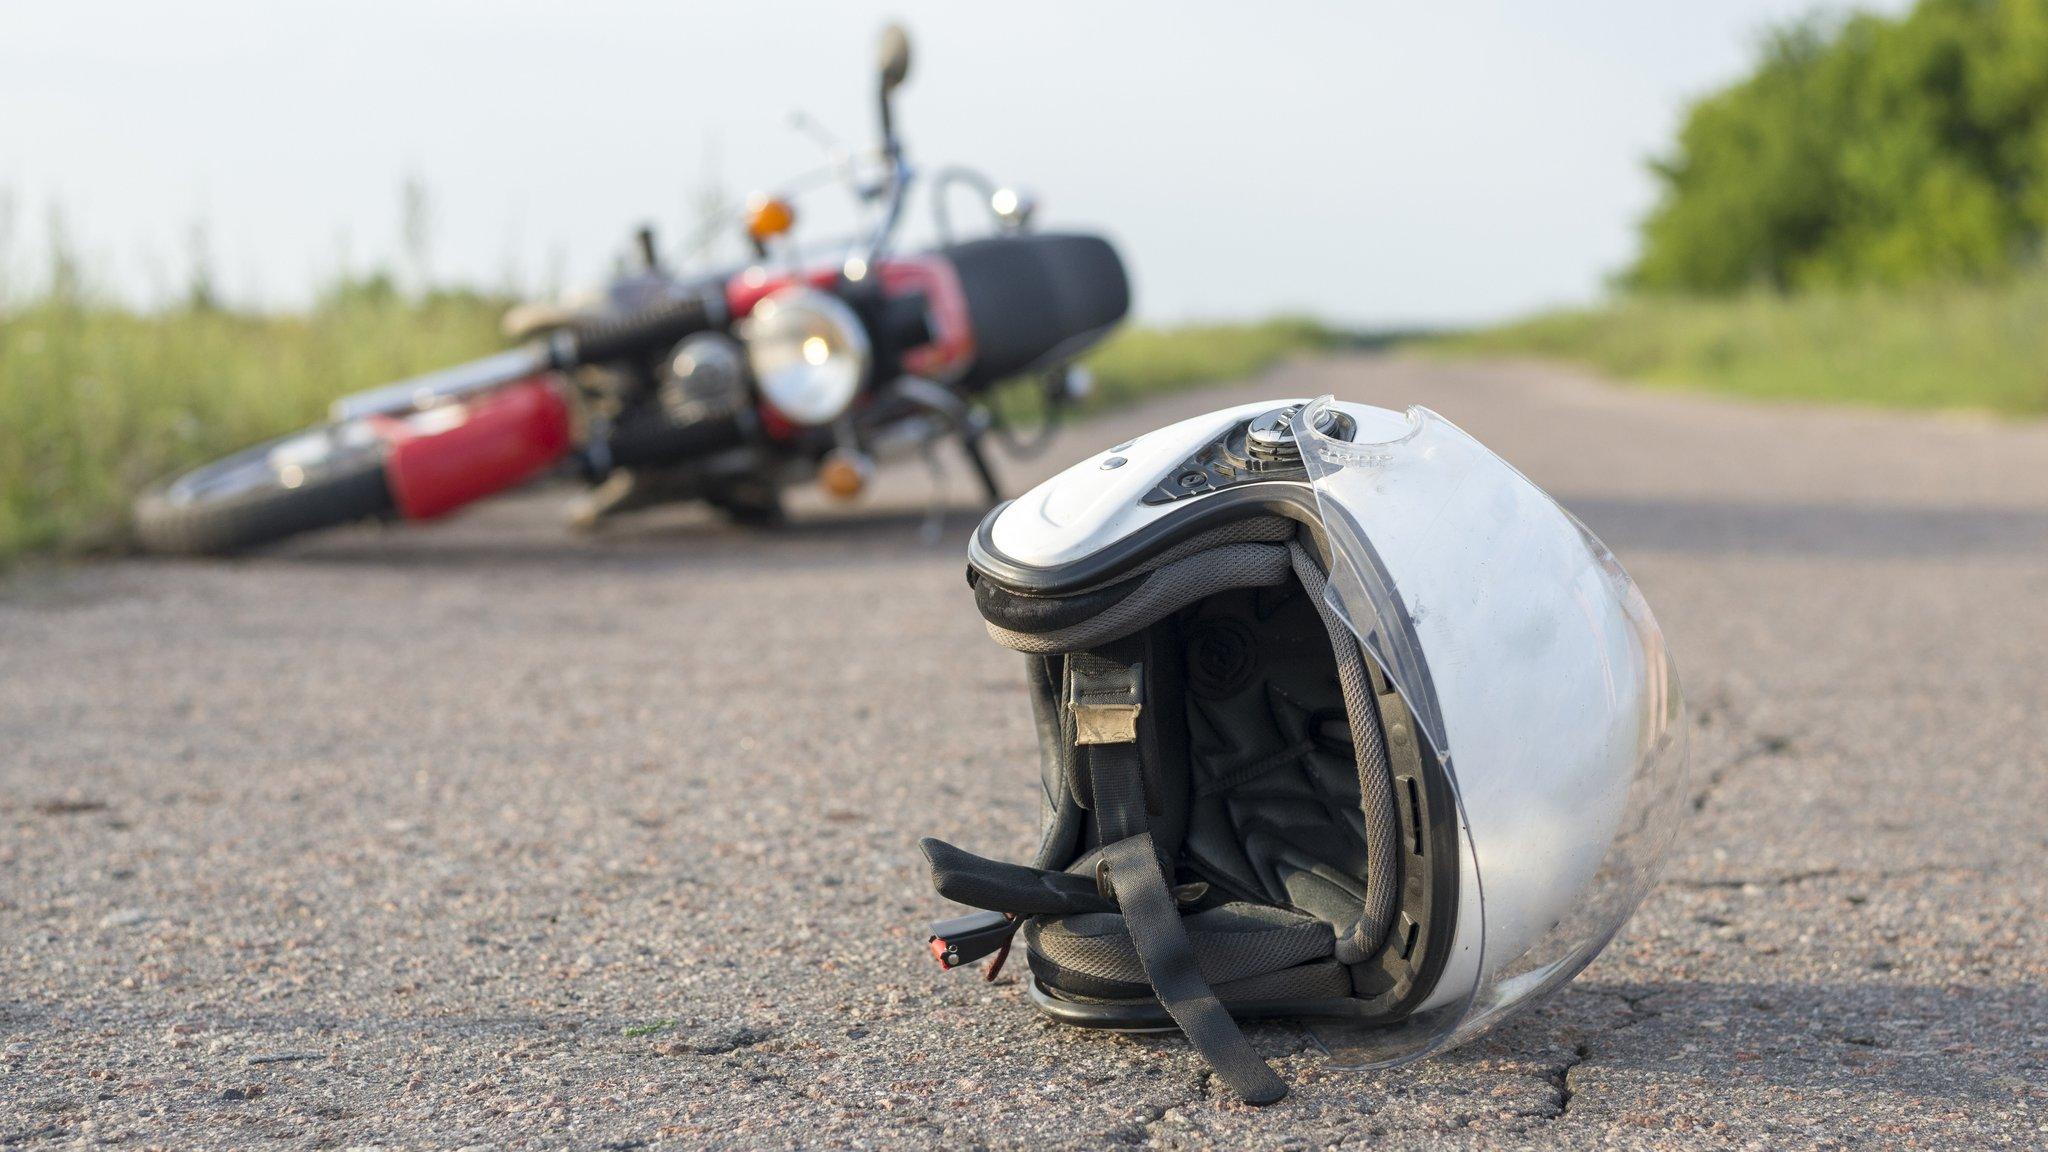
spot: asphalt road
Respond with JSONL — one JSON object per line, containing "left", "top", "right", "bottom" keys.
{"left": 4, "top": 354, "right": 2045, "bottom": 1150}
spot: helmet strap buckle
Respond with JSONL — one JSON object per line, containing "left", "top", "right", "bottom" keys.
{"left": 1067, "top": 661, "right": 1144, "bottom": 745}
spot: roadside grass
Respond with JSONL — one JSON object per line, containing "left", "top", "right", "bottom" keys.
{"left": 0, "top": 287, "right": 508, "bottom": 558}
{"left": 1432, "top": 275, "right": 2048, "bottom": 417}
{"left": 0, "top": 302, "right": 1338, "bottom": 561}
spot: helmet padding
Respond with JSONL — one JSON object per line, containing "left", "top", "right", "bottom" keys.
{"left": 922, "top": 513, "right": 1415, "bottom": 1103}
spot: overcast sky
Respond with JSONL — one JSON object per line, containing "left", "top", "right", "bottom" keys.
{"left": 0, "top": 1, "right": 1900, "bottom": 325}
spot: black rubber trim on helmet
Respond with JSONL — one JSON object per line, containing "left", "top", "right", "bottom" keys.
{"left": 967, "top": 482, "right": 1323, "bottom": 596}
{"left": 1024, "top": 973, "right": 1368, "bottom": 1028}
{"left": 1344, "top": 662, "right": 1461, "bottom": 1018}
{"left": 973, "top": 571, "right": 1144, "bottom": 634}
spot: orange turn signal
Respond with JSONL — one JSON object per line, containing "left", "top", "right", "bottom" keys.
{"left": 746, "top": 195, "right": 796, "bottom": 243}
{"left": 819, "top": 449, "right": 871, "bottom": 500}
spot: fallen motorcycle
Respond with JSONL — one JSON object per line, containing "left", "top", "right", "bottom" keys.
{"left": 134, "top": 25, "right": 1128, "bottom": 554}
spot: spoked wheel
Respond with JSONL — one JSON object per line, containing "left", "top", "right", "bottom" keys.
{"left": 132, "top": 422, "right": 395, "bottom": 555}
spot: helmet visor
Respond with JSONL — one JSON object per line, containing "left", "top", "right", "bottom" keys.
{"left": 1294, "top": 398, "right": 1688, "bottom": 1067}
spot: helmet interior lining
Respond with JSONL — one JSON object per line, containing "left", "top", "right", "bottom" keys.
{"left": 979, "top": 511, "right": 1461, "bottom": 1027}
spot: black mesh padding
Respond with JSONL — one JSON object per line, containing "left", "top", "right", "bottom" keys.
{"left": 1025, "top": 903, "right": 1335, "bottom": 988}
{"left": 945, "top": 233, "right": 1129, "bottom": 389}
{"left": 1088, "top": 516, "right": 1298, "bottom": 589}
{"left": 1028, "top": 951, "right": 1350, "bottom": 1005}
{"left": 1287, "top": 542, "right": 1399, "bottom": 959}
{"left": 1211, "top": 959, "right": 1351, "bottom": 1002}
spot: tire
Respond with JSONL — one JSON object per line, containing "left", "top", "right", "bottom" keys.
{"left": 133, "top": 423, "right": 396, "bottom": 555}
{"left": 708, "top": 478, "right": 786, "bottom": 528}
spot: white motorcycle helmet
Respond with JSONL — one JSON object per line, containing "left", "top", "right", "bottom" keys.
{"left": 918, "top": 397, "right": 1687, "bottom": 1104}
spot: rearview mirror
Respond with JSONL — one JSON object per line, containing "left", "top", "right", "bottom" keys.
{"left": 878, "top": 24, "right": 912, "bottom": 92}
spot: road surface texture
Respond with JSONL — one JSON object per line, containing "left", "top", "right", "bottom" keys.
{"left": 4, "top": 355, "right": 2045, "bottom": 1151}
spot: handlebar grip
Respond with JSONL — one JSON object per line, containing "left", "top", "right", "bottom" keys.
{"left": 561, "top": 290, "right": 724, "bottom": 367}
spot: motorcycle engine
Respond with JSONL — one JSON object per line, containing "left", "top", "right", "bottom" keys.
{"left": 658, "top": 333, "right": 751, "bottom": 425}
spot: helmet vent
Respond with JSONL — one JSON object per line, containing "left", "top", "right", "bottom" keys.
{"left": 1405, "top": 776, "right": 1426, "bottom": 856}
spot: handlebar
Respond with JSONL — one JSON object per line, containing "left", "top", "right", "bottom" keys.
{"left": 559, "top": 288, "right": 725, "bottom": 367}
{"left": 853, "top": 154, "right": 912, "bottom": 275}
{"left": 331, "top": 286, "right": 728, "bottom": 422}
{"left": 854, "top": 24, "right": 913, "bottom": 277}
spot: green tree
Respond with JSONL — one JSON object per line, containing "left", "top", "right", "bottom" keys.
{"left": 1630, "top": 0, "right": 2048, "bottom": 292}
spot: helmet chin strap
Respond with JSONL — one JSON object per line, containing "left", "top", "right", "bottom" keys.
{"left": 1072, "top": 652, "right": 1288, "bottom": 1106}
{"left": 918, "top": 652, "right": 1292, "bottom": 1104}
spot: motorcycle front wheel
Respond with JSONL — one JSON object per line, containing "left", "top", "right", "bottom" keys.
{"left": 132, "top": 422, "right": 395, "bottom": 555}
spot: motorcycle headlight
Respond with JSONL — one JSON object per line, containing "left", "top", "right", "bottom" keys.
{"left": 740, "top": 287, "right": 871, "bottom": 426}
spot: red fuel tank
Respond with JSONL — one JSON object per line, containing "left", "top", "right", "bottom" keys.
{"left": 374, "top": 376, "right": 573, "bottom": 520}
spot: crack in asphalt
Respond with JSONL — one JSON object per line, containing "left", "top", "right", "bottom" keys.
{"left": 1118, "top": 1105, "right": 1169, "bottom": 1147}
{"left": 651, "top": 1023, "right": 778, "bottom": 1058}
{"left": 1530, "top": 988, "right": 1666, "bottom": 1122}
{"left": 1670, "top": 866, "right": 1844, "bottom": 890}
{"left": 1691, "top": 730, "right": 1795, "bottom": 813}
{"left": 1548, "top": 1042, "right": 1591, "bottom": 1118}
{"left": 1668, "top": 861, "right": 1990, "bottom": 892}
